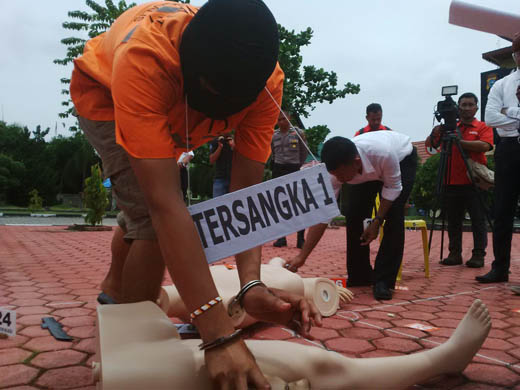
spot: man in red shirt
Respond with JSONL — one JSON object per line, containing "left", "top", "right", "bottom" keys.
{"left": 354, "top": 103, "right": 392, "bottom": 136}
{"left": 426, "top": 92, "right": 493, "bottom": 268}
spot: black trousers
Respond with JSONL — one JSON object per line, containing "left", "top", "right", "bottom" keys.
{"left": 444, "top": 185, "right": 488, "bottom": 258}
{"left": 342, "top": 149, "right": 417, "bottom": 288}
{"left": 491, "top": 138, "right": 520, "bottom": 274}
{"left": 272, "top": 163, "right": 305, "bottom": 241}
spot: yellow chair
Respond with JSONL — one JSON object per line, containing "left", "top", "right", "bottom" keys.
{"left": 374, "top": 195, "right": 429, "bottom": 282}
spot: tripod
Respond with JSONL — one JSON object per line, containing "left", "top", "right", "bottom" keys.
{"left": 427, "top": 128, "right": 494, "bottom": 261}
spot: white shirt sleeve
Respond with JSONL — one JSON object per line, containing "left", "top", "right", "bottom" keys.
{"left": 485, "top": 80, "right": 519, "bottom": 131}
{"left": 506, "top": 107, "right": 520, "bottom": 120}
{"left": 380, "top": 151, "right": 402, "bottom": 202}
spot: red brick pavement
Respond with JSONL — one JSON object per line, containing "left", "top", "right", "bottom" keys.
{"left": 1, "top": 226, "right": 520, "bottom": 389}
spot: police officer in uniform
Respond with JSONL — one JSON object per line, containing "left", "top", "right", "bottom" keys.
{"left": 271, "top": 110, "right": 309, "bottom": 248}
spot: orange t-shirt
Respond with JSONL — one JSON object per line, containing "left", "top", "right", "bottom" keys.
{"left": 70, "top": 1, "right": 284, "bottom": 163}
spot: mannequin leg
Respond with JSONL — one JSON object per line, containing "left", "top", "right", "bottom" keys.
{"left": 241, "top": 299, "right": 491, "bottom": 390}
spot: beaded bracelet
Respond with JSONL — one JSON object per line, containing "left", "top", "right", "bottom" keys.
{"left": 198, "top": 329, "right": 243, "bottom": 351}
{"left": 189, "top": 296, "right": 223, "bottom": 321}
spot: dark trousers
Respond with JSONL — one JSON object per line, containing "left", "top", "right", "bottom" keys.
{"left": 491, "top": 138, "right": 520, "bottom": 274}
{"left": 342, "top": 150, "right": 417, "bottom": 288}
{"left": 180, "top": 166, "right": 188, "bottom": 202}
{"left": 272, "top": 163, "right": 305, "bottom": 241}
{"left": 444, "top": 185, "right": 487, "bottom": 257}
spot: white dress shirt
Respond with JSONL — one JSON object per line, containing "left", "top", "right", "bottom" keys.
{"left": 347, "top": 131, "right": 413, "bottom": 201}
{"left": 485, "top": 69, "right": 520, "bottom": 137}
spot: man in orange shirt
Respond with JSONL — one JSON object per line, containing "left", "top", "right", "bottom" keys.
{"left": 70, "top": 0, "right": 321, "bottom": 387}
{"left": 426, "top": 92, "right": 493, "bottom": 268}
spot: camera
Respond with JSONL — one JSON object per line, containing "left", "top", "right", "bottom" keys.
{"left": 435, "top": 85, "right": 459, "bottom": 133}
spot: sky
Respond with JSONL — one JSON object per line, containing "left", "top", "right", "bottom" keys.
{"left": 0, "top": 0, "right": 518, "bottom": 143}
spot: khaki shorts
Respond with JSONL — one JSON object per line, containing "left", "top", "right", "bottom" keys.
{"left": 78, "top": 116, "right": 156, "bottom": 241}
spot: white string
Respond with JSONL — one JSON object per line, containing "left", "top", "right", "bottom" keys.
{"left": 185, "top": 95, "right": 191, "bottom": 207}
{"left": 263, "top": 86, "right": 319, "bottom": 162}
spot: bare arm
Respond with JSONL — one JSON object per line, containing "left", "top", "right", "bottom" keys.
{"left": 460, "top": 140, "right": 492, "bottom": 153}
{"left": 286, "top": 223, "right": 328, "bottom": 272}
{"left": 229, "top": 150, "right": 265, "bottom": 285}
{"left": 209, "top": 142, "right": 223, "bottom": 165}
{"left": 128, "top": 156, "right": 236, "bottom": 341}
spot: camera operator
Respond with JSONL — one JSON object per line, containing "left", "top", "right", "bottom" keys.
{"left": 477, "top": 33, "right": 520, "bottom": 285}
{"left": 209, "top": 133, "right": 234, "bottom": 198}
{"left": 426, "top": 93, "right": 493, "bottom": 268}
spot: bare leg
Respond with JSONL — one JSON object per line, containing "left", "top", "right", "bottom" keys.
{"left": 120, "top": 239, "right": 165, "bottom": 303}
{"left": 100, "top": 226, "right": 130, "bottom": 302}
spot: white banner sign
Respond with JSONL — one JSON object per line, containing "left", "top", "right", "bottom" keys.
{"left": 0, "top": 308, "right": 16, "bottom": 337}
{"left": 188, "top": 164, "right": 339, "bottom": 264}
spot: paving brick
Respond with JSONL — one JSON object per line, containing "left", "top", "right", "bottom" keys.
{"left": 9, "top": 292, "right": 43, "bottom": 300}
{"left": 67, "top": 326, "right": 96, "bottom": 339}
{"left": 482, "top": 338, "right": 515, "bottom": 351}
{"left": 373, "top": 336, "right": 422, "bottom": 353}
{"left": 320, "top": 316, "right": 353, "bottom": 330}
{"left": 43, "top": 294, "right": 79, "bottom": 302}
{"left": 383, "top": 326, "right": 427, "bottom": 339}
{"left": 36, "top": 282, "right": 64, "bottom": 288}
{"left": 19, "top": 325, "right": 51, "bottom": 338}
{"left": 60, "top": 316, "right": 95, "bottom": 327}
{"left": 473, "top": 348, "right": 519, "bottom": 366}
{"left": 0, "top": 347, "right": 33, "bottom": 366}
{"left": 15, "top": 306, "right": 52, "bottom": 316}
{"left": 73, "top": 338, "right": 97, "bottom": 354}
{"left": 325, "top": 337, "right": 374, "bottom": 354}
{"left": 463, "top": 363, "right": 520, "bottom": 387}
{"left": 18, "top": 314, "right": 56, "bottom": 326}
{"left": 341, "top": 327, "right": 384, "bottom": 340}
{"left": 430, "top": 318, "right": 461, "bottom": 329}
{"left": 39, "top": 287, "right": 71, "bottom": 295}
{"left": 31, "top": 349, "right": 87, "bottom": 368}
{"left": 0, "top": 335, "right": 29, "bottom": 349}
{"left": 399, "top": 310, "right": 438, "bottom": 321}
{"left": 308, "top": 326, "right": 338, "bottom": 340}
{"left": 8, "top": 286, "right": 38, "bottom": 293}
{"left": 36, "top": 366, "right": 93, "bottom": 389}
{"left": 52, "top": 307, "right": 92, "bottom": 318}
{"left": 23, "top": 336, "right": 73, "bottom": 352}
{"left": 10, "top": 298, "right": 48, "bottom": 306}
{"left": 0, "top": 364, "right": 39, "bottom": 387}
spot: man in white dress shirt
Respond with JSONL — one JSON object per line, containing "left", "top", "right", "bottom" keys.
{"left": 477, "top": 34, "right": 520, "bottom": 285}
{"left": 321, "top": 131, "right": 417, "bottom": 300}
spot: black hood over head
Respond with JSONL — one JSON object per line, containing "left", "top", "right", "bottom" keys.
{"left": 180, "top": 0, "right": 279, "bottom": 119}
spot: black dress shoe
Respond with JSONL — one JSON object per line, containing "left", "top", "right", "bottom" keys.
{"left": 373, "top": 282, "right": 392, "bottom": 300}
{"left": 475, "top": 269, "right": 508, "bottom": 284}
{"left": 273, "top": 238, "right": 287, "bottom": 247}
{"left": 466, "top": 255, "right": 485, "bottom": 268}
{"left": 439, "top": 255, "right": 463, "bottom": 266}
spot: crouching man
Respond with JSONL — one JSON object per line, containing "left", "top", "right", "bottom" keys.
{"left": 321, "top": 131, "right": 417, "bottom": 300}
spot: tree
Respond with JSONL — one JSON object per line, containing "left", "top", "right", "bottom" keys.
{"left": 304, "top": 124, "right": 331, "bottom": 158}
{"left": 278, "top": 26, "right": 360, "bottom": 119}
{"left": 55, "top": 0, "right": 189, "bottom": 122}
{"left": 0, "top": 154, "right": 25, "bottom": 204}
{"left": 83, "top": 163, "right": 109, "bottom": 225}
